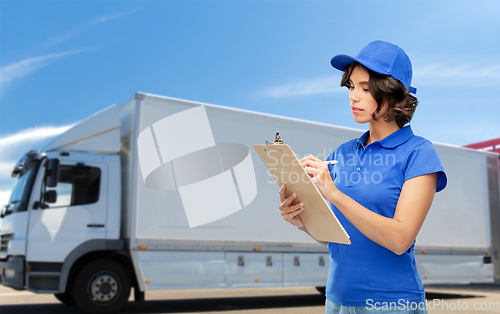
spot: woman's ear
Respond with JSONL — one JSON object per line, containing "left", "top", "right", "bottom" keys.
{"left": 377, "top": 101, "right": 390, "bottom": 119}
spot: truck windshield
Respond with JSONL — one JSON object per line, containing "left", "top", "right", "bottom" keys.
{"left": 7, "top": 160, "right": 40, "bottom": 213}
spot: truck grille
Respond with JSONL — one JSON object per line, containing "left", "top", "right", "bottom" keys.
{"left": 0, "top": 234, "right": 14, "bottom": 252}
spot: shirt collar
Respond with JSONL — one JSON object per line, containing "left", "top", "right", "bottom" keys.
{"left": 356, "top": 125, "right": 414, "bottom": 149}
{"left": 357, "top": 130, "right": 370, "bottom": 148}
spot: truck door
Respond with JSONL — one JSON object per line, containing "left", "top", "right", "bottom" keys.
{"left": 26, "top": 161, "right": 108, "bottom": 263}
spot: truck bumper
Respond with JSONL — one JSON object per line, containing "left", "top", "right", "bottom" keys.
{"left": 0, "top": 256, "right": 24, "bottom": 290}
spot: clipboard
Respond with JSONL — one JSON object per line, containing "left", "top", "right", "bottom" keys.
{"left": 254, "top": 133, "right": 350, "bottom": 244}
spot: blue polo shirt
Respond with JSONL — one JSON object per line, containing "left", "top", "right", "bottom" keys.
{"left": 325, "top": 125, "right": 447, "bottom": 306}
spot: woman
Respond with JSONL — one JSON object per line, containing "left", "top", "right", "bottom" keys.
{"left": 279, "top": 41, "right": 447, "bottom": 313}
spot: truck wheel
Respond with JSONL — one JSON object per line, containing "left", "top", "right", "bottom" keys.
{"left": 54, "top": 291, "right": 75, "bottom": 305}
{"left": 72, "top": 259, "right": 131, "bottom": 314}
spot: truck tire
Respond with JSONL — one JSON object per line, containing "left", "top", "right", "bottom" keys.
{"left": 54, "top": 291, "right": 75, "bottom": 305}
{"left": 72, "top": 259, "right": 131, "bottom": 314}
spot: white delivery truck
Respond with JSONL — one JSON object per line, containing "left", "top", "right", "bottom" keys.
{"left": 0, "top": 92, "right": 499, "bottom": 313}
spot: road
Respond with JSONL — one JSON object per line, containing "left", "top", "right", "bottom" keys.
{"left": 0, "top": 284, "right": 499, "bottom": 313}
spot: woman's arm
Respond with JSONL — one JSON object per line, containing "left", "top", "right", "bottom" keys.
{"left": 279, "top": 184, "right": 328, "bottom": 247}
{"left": 300, "top": 155, "right": 437, "bottom": 255}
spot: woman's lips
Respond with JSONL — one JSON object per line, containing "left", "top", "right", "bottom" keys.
{"left": 351, "top": 106, "right": 364, "bottom": 114}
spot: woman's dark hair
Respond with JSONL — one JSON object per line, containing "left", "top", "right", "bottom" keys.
{"left": 341, "top": 62, "right": 418, "bottom": 128}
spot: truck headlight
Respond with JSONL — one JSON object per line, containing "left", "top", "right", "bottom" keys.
{"left": 5, "top": 269, "right": 15, "bottom": 278}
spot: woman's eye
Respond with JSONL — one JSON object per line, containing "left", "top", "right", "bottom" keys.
{"left": 363, "top": 88, "right": 369, "bottom": 92}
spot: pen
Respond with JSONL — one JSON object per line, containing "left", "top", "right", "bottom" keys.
{"left": 324, "top": 160, "right": 338, "bottom": 165}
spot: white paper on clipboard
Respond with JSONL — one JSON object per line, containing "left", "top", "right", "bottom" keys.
{"left": 253, "top": 142, "right": 350, "bottom": 244}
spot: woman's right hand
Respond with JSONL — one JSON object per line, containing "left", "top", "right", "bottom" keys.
{"left": 279, "top": 184, "right": 306, "bottom": 230}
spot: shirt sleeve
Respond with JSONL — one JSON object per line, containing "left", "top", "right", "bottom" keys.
{"left": 404, "top": 140, "right": 447, "bottom": 192}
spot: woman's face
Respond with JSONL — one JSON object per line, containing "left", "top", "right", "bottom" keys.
{"left": 348, "top": 65, "right": 387, "bottom": 124}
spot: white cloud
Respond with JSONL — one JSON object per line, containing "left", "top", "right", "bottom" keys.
{"left": 38, "top": 10, "right": 137, "bottom": 51}
{"left": 261, "top": 75, "right": 344, "bottom": 98}
{"left": 0, "top": 125, "right": 73, "bottom": 192}
{"left": 413, "top": 58, "right": 500, "bottom": 88}
{"left": 0, "top": 49, "right": 87, "bottom": 94}
{"left": 0, "top": 125, "right": 73, "bottom": 158}
{"left": 0, "top": 190, "right": 12, "bottom": 207}
{"left": 0, "top": 161, "right": 16, "bottom": 177}
{"left": 0, "top": 9, "right": 137, "bottom": 95}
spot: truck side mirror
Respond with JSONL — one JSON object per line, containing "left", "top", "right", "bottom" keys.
{"left": 46, "top": 158, "right": 60, "bottom": 188}
{"left": 0, "top": 205, "right": 7, "bottom": 218}
{"left": 44, "top": 190, "right": 57, "bottom": 204}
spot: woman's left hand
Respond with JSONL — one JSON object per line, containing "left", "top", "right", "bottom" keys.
{"left": 300, "top": 155, "right": 336, "bottom": 199}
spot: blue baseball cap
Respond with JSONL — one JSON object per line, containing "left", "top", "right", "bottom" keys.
{"left": 330, "top": 40, "right": 417, "bottom": 94}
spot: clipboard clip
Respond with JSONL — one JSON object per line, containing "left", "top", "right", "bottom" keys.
{"left": 266, "top": 132, "right": 284, "bottom": 145}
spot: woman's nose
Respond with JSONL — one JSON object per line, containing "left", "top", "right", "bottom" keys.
{"left": 349, "top": 89, "right": 359, "bottom": 102}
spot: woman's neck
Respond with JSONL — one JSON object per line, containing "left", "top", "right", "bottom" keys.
{"left": 365, "top": 120, "right": 401, "bottom": 146}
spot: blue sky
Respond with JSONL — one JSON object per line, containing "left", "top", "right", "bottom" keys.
{"left": 0, "top": 0, "right": 499, "bottom": 204}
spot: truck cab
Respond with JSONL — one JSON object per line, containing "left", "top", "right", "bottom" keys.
{"left": 0, "top": 105, "right": 133, "bottom": 313}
